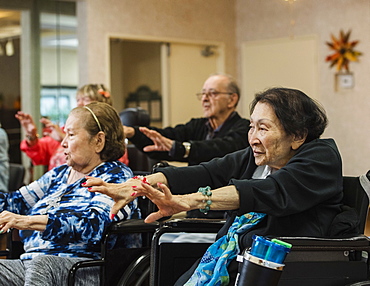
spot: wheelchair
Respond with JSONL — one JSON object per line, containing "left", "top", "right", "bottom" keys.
{"left": 66, "top": 172, "right": 370, "bottom": 285}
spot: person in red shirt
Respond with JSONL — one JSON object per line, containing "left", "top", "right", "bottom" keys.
{"left": 16, "top": 84, "right": 129, "bottom": 171}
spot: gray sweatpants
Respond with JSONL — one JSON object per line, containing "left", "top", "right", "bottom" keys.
{"left": 0, "top": 255, "right": 100, "bottom": 286}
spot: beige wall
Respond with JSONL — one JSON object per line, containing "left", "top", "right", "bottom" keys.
{"left": 77, "top": 0, "right": 237, "bottom": 84}
{"left": 236, "top": 0, "right": 370, "bottom": 176}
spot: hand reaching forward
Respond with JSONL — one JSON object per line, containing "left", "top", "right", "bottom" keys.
{"left": 134, "top": 182, "right": 191, "bottom": 223}
{"left": 139, "top": 127, "right": 174, "bottom": 152}
{"left": 40, "top": 117, "right": 65, "bottom": 142}
{"left": 15, "top": 111, "right": 37, "bottom": 135}
{"left": 0, "top": 211, "right": 48, "bottom": 233}
{"left": 85, "top": 176, "right": 144, "bottom": 219}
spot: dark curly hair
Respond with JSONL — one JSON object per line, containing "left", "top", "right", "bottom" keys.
{"left": 250, "top": 87, "right": 328, "bottom": 143}
{"left": 69, "top": 102, "right": 124, "bottom": 161}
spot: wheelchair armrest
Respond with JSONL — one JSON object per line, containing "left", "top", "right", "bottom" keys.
{"left": 157, "top": 218, "right": 226, "bottom": 234}
{"left": 108, "top": 218, "right": 224, "bottom": 240}
{"left": 69, "top": 259, "right": 105, "bottom": 271}
{"left": 275, "top": 234, "right": 370, "bottom": 251}
{"left": 107, "top": 219, "right": 159, "bottom": 234}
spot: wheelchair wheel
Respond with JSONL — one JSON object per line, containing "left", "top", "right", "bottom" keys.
{"left": 116, "top": 249, "right": 150, "bottom": 286}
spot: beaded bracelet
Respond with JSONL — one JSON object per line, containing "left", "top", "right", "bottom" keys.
{"left": 198, "top": 186, "right": 212, "bottom": 214}
{"left": 132, "top": 175, "right": 151, "bottom": 185}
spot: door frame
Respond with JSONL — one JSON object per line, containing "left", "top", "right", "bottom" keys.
{"left": 107, "top": 33, "right": 225, "bottom": 127}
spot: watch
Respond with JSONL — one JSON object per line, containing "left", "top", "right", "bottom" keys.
{"left": 182, "top": 142, "right": 191, "bottom": 158}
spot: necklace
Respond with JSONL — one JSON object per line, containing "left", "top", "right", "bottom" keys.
{"left": 39, "top": 187, "right": 73, "bottom": 215}
{"left": 40, "top": 196, "right": 63, "bottom": 215}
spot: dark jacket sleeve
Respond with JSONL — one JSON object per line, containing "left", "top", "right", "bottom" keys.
{"left": 161, "top": 138, "right": 342, "bottom": 215}
{"left": 129, "top": 113, "right": 250, "bottom": 165}
{"left": 160, "top": 138, "right": 345, "bottom": 244}
{"left": 233, "top": 139, "right": 343, "bottom": 217}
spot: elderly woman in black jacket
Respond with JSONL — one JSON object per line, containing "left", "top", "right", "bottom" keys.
{"left": 87, "top": 87, "right": 355, "bottom": 285}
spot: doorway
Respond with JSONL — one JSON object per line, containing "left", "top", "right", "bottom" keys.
{"left": 109, "top": 38, "right": 224, "bottom": 128}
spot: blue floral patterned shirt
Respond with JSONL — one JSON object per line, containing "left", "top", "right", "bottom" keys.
{"left": 0, "top": 160, "right": 141, "bottom": 260}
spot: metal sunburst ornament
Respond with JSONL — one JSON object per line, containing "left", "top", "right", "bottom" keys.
{"left": 325, "top": 30, "right": 362, "bottom": 72}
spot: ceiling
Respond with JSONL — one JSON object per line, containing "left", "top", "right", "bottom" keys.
{"left": 0, "top": 9, "right": 77, "bottom": 48}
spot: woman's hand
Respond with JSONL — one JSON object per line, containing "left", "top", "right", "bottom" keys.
{"left": 40, "top": 117, "right": 65, "bottom": 142}
{"left": 136, "top": 184, "right": 240, "bottom": 223}
{"left": 139, "top": 127, "right": 174, "bottom": 152}
{"left": 134, "top": 182, "right": 191, "bottom": 223}
{"left": 15, "top": 111, "right": 37, "bottom": 138}
{"left": 85, "top": 176, "right": 144, "bottom": 218}
{"left": 0, "top": 211, "right": 48, "bottom": 233}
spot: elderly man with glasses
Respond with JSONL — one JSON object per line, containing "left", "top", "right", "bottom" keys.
{"left": 123, "top": 73, "right": 250, "bottom": 167}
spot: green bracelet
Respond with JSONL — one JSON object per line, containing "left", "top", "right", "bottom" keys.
{"left": 198, "top": 186, "right": 212, "bottom": 214}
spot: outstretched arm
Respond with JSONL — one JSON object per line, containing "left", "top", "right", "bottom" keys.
{"left": 136, "top": 182, "right": 192, "bottom": 222}
{"left": 40, "top": 117, "right": 65, "bottom": 142}
{"left": 15, "top": 111, "right": 39, "bottom": 147}
{"left": 85, "top": 172, "right": 168, "bottom": 217}
{"left": 0, "top": 211, "right": 48, "bottom": 233}
{"left": 134, "top": 182, "right": 240, "bottom": 223}
{"left": 139, "top": 127, "right": 174, "bottom": 152}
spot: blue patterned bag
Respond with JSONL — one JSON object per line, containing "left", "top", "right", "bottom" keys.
{"left": 184, "top": 212, "right": 266, "bottom": 286}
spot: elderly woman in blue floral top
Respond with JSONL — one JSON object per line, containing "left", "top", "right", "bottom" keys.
{"left": 0, "top": 102, "right": 139, "bottom": 286}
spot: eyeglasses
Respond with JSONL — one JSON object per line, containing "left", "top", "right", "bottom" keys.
{"left": 195, "top": 91, "right": 233, "bottom": 100}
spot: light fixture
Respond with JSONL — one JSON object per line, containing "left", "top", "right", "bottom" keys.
{"left": 284, "top": 0, "right": 297, "bottom": 38}
{"left": 5, "top": 38, "right": 14, "bottom": 56}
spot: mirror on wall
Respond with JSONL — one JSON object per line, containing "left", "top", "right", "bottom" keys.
{"left": 0, "top": 1, "right": 77, "bottom": 169}
{"left": 0, "top": 9, "right": 22, "bottom": 163}
{"left": 40, "top": 11, "right": 78, "bottom": 126}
